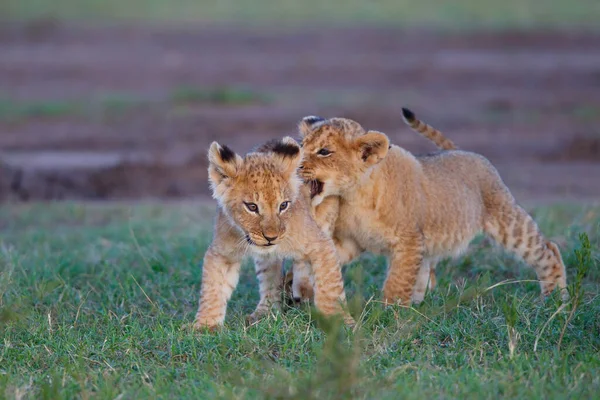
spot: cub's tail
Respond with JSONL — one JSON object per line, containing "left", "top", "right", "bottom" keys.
{"left": 401, "top": 108, "right": 457, "bottom": 150}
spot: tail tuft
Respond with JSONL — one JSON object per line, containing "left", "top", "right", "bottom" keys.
{"left": 401, "top": 107, "right": 458, "bottom": 151}
{"left": 401, "top": 107, "right": 416, "bottom": 123}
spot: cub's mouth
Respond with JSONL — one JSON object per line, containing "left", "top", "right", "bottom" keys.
{"left": 309, "top": 180, "right": 324, "bottom": 199}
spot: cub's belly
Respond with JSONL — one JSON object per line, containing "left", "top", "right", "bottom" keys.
{"left": 423, "top": 221, "right": 482, "bottom": 259}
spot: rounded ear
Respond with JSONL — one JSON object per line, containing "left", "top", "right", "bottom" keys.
{"left": 298, "top": 115, "right": 326, "bottom": 137}
{"left": 353, "top": 131, "right": 389, "bottom": 166}
{"left": 271, "top": 136, "right": 303, "bottom": 176}
{"left": 207, "top": 142, "right": 242, "bottom": 190}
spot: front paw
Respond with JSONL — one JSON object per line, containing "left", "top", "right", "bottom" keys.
{"left": 343, "top": 313, "right": 356, "bottom": 328}
{"left": 193, "top": 319, "right": 222, "bottom": 332}
{"left": 245, "top": 310, "right": 269, "bottom": 326}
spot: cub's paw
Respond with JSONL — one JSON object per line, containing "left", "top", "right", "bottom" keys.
{"left": 343, "top": 314, "right": 357, "bottom": 328}
{"left": 245, "top": 310, "right": 270, "bottom": 326}
{"left": 192, "top": 320, "right": 221, "bottom": 333}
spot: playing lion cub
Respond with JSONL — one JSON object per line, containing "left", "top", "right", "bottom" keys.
{"left": 193, "top": 137, "right": 353, "bottom": 330}
{"left": 293, "top": 109, "right": 568, "bottom": 306}
{"left": 288, "top": 111, "right": 457, "bottom": 303}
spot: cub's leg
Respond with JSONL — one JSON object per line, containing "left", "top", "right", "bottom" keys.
{"left": 291, "top": 260, "right": 314, "bottom": 303}
{"left": 484, "top": 202, "right": 568, "bottom": 300}
{"left": 288, "top": 196, "right": 339, "bottom": 303}
{"left": 247, "top": 256, "right": 284, "bottom": 324}
{"left": 382, "top": 231, "right": 425, "bottom": 306}
{"left": 289, "top": 236, "right": 361, "bottom": 304}
{"left": 313, "top": 196, "right": 340, "bottom": 237}
{"left": 412, "top": 259, "right": 433, "bottom": 304}
{"left": 428, "top": 263, "right": 437, "bottom": 291}
{"left": 305, "top": 234, "right": 354, "bottom": 325}
{"left": 194, "top": 249, "right": 241, "bottom": 330}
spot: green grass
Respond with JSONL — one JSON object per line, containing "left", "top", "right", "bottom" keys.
{"left": 1, "top": 0, "right": 599, "bottom": 29}
{"left": 0, "top": 99, "right": 81, "bottom": 122}
{"left": 170, "top": 86, "right": 270, "bottom": 106}
{"left": 0, "top": 88, "right": 267, "bottom": 123}
{"left": 0, "top": 202, "right": 599, "bottom": 399}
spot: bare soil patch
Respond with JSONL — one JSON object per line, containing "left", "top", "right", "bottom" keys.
{"left": 1, "top": 24, "right": 599, "bottom": 202}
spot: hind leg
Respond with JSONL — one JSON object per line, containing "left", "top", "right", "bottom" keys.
{"left": 247, "top": 256, "right": 284, "bottom": 324}
{"left": 484, "top": 202, "right": 568, "bottom": 300}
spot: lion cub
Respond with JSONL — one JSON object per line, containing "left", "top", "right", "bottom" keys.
{"left": 289, "top": 113, "right": 457, "bottom": 303}
{"left": 296, "top": 110, "right": 568, "bottom": 306}
{"left": 193, "top": 137, "right": 353, "bottom": 330}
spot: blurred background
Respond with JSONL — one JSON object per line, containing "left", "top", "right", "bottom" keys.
{"left": 0, "top": 0, "right": 599, "bottom": 202}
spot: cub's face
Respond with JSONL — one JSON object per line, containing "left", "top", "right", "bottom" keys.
{"left": 208, "top": 138, "right": 302, "bottom": 254}
{"left": 298, "top": 117, "right": 390, "bottom": 206}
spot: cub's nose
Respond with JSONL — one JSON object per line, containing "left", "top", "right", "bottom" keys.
{"left": 263, "top": 234, "right": 278, "bottom": 242}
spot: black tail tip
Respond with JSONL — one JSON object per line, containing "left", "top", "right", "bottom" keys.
{"left": 401, "top": 107, "right": 415, "bottom": 122}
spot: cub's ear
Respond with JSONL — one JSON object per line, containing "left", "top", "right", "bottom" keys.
{"left": 353, "top": 130, "right": 389, "bottom": 166}
{"left": 298, "top": 115, "right": 326, "bottom": 137}
{"left": 207, "top": 142, "right": 242, "bottom": 191}
{"left": 271, "top": 136, "right": 303, "bottom": 176}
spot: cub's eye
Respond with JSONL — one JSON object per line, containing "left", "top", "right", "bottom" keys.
{"left": 244, "top": 202, "right": 259, "bottom": 213}
{"left": 279, "top": 201, "right": 290, "bottom": 212}
{"left": 317, "top": 148, "right": 332, "bottom": 157}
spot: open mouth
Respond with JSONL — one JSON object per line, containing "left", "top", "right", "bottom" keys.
{"left": 309, "top": 180, "right": 324, "bottom": 198}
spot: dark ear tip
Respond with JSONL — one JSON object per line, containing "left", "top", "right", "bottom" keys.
{"left": 272, "top": 141, "right": 300, "bottom": 157}
{"left": 401, "top": 107, "right": 415, "bottom": 122}
{"left": 254, "top": 138, "right": 300, "bottom": 157}
{"left": 302, "top": 115, "right": 326, "bottom": 126}
{"left": 219, "top": 145, "right": 236, "bottom": 162}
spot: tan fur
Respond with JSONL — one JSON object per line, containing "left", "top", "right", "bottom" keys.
{"left": 401, "top": 107, "right": 457, "bottom": 151}
{"left": 193, "top": 138, "right": 353, "bottom": 330}
{"left": 289, "top": 195, "right": 340, "bottom": 302}
{"left": 296, "top": 113, "right": 568, "bottom": 306}
{"left": 289, "top": 112, "right": 458, "bottom": 302}
{"left": 401, "top": 107, "right": 456, "bottom": 296}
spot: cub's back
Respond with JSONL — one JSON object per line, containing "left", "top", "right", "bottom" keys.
{"left": 418, "top": 150, "right": 507, "bottom": 198}
{"left": 416, "top": 150, "right": 507, "bottom": 256}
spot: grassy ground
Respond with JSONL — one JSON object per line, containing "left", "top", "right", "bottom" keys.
{"left": 0, "top": 201, "right": 598, "bottom": 399}
{"left": 2, "top": 0, "right": 600, "bottom": 29}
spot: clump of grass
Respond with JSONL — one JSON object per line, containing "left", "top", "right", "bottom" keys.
{"left": 501, "top": 295, "right": 520, "bottom": 359}
{"left": 0, "top": 94, "right": 152, "bottom": 123}
{"left": 557, "top": 232, "right": 594, "bottom": 351}
{"left": 92, "top": 93, "right": 153, "bottom": 121}
{"left": 98, "top": 93, "right": 150, "bottom": 113}
{"left": 170, "top": 85, "right": 269, "bottom": 106}
{"left": 0, "top": 98, "right": 80, "bottom": 122}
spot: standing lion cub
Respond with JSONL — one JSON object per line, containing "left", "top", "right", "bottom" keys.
{"left": 295, "top": 110, "right": 568, "bottom": 306}
{"left": 193, "top": 137, "right": 353, "bottom": 330}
